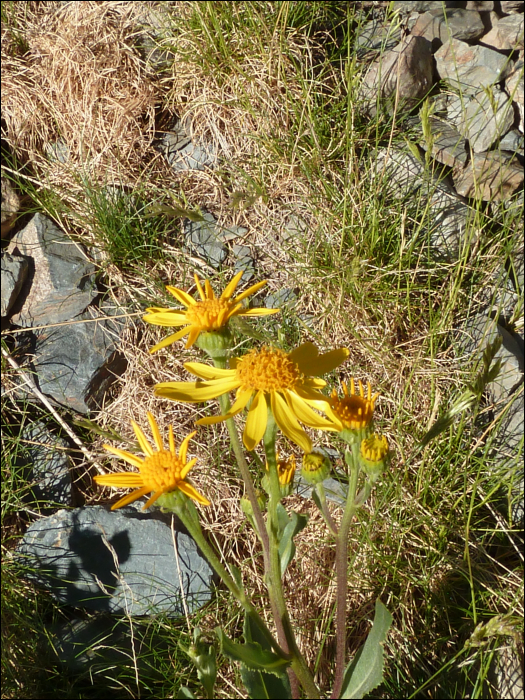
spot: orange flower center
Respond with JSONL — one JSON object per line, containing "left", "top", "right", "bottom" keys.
{"left": 185, "top": 298, "right": 233, "bottom": 330}
{"left": 140, "top": 451, "right": 185, "bottom": 491}
{"left": 235, "top": 347, "right": 302, "bottom": 392}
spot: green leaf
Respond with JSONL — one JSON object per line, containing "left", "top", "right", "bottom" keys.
{"left": 278, "top": 511, "right": 308, "bottom": 576}
{"left": 176, "top": 687, "right": 196, "bottom": 699}
{"left": 216, "top": 627, "right": 290, "bottom": 677}
{"left": 341, "top": 599, "right": 393, "bottom": 699}
{"left": 144, "top": 202, "right": 204, "bottom": 222}
{"left": 276, "top": 502, "right": 291, "bottom": 538}
{"left": 178, "top": 628, "right": 217, "bottom": 699}
{"left": 241, "top": 612, "right": 291, "bottom": 699}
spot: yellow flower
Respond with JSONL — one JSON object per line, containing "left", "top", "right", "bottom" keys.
{"left": 154, "top": 342, "right": 349, "bottom": 453}
{"left": 143, "top": 270, "right": 279, "bottom": 353}
{"left": 359, "top": 433, "right": 389, "bottom": 481}
{"left": 326, "top": 378, "right": 379, "bottom": 431}
{"left": 94, "top": 412, "right": 210, "bottom": 511}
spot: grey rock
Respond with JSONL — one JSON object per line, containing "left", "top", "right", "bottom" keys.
{"left": 481, "top": 13, "right": 524, "bottom": 51}
{"left": 493, "top": 641, "right": 525, "bottom": 700}
{"left": 46, "top": 617, "right": 168, "bottom": 677}
{"left": 500, "top": 0, "right": 524, "bottom": 11}
{"left": 505, "top": 61, "right": 524, "bottom": 134}
{"left": 453, "top": 151, "right": 523, "bottom": 201}
{"left": 33, "top": 304, "right": 127, "bottom": 414}
{"left": 1, "top": 252, "right": 29, "bottom": 318}
{"left": 435, "top": 38, "right": 512, "bottom": 93}
{"left": 217, "top": 224, "right": 248, "bottom": 243}
{"left": 265, "top": 288, "right": 297, "bottom": 309}
{"left": 359, "top": 35, "right": 433, "bottom": 117}
{"left": 420, "top": 117, "right": 468, "bottom": 167}
{"left": 498, "top": 129, "right": 524, "bottom": 154}
{"left": 282, "top": 213, "right": 307, "bottom": 241}
{"left": 355, "top": 17, "right": 405, "bottom": 58}
{"left": 412, "top": 8, "right": 485, "bottom": 46}
{"left": 392, "top": 1, "right": 463, "bottom": 11}
{"left": 45, "top": 139, "right": 69, "bottom": 164}
{"left": 232, "top": 244, "right": 256, "bottom": 281}
{"left": 155, "top": 121, "right": 217, "bottom": 172}
{"left": 7, "top": 213, "right": 97, "bottom": 328}
{"left": 1, "top": 173, "right": 21, "bottom": 237}
{"left": 295, "top": 475, "right": 348, "bottom": 508}
{"left": 17, "top": 506, "right": 215, "bottom": 616}
{"left": 184, "top": 212, "right": 228, "bottom": 268}
{"left": 20, "top": 421, "right": 72, "bottom": 506}
{"left": 458, "top": 87, "right": 515, "bottom": 153}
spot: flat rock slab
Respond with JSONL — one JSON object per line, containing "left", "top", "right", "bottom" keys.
{"left": 33, "top": 305, "right": 127, "bottom": 414}
{"left": 435, "top": 39, "right": 512, "bottom": 93}
{"left": 453, "top": 151, "right": 523, "bottom": 201}
{"left": 457, "top": 87, "right": 515, "bottom": 153}
{"left": 17, "top": 506, "right": 215, "bottom": 617}
{"left": 184, "top": 212, "right": 228, "bottom": 268}
{"left": 20, "top": 420, "right": 72, "bottom": 506}
{"left": 7, "top": 213, "right": 97, "bottom": 328}
{"left": 1, "top": 252, "right": 29, "bottom": 318}
{"left": 155, "top": 121, "right": 217, "bottom": 172}
{"left": 412, "top": 8, "right": 485, "bottom": 46}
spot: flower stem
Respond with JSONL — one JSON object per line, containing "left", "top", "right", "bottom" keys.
{"left": 263, "top": 413, "right": 320, "bottom": 699}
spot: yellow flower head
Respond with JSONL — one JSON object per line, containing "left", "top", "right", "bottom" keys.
{"left": 94, "top": 412, "right": 210, "bottom": 511}
{"left": 267, "top": 454, "right": 296, "bottom": 487}
{"left": 359, "top": 433, "right": 389, "bottom": 482}
{"left": 327, "top": 378, "right": 379, "bottom": 431}
{"left": 143, "top": 270, "right": 279, "bottom": 353}
{"left": 155, "top": 342, "right": 349, "bottom": 453}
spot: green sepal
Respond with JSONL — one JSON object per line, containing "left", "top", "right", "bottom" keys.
{"left": 278, "top": 511, "right": 308, "bottom": 576}
{"left": 240, "top": 611, "right": 292, "bottom": 699}
{"left": 215, "top": 627, "right": 290, "bottom": 677}
{"left": 340, "top": 599, "right": 393, "bottom": 699}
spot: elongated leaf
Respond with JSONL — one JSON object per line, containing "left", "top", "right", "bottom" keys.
{"left": 176, "top": 687, "right": 196, "bottom": 699}
{"left": 241, "top": 611, "right": 291, "bottom": 699}
{"left": 341, "top": 599, "right": 393, "bottom": 699}
{"left": 278, "top": 512, "right": 308, "bottom": 576}
{"left": 216, "top": 628, "right": 290, "bottom": 677}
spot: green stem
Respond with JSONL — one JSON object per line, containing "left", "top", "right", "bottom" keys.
{"left": 314, "top": 482, "right": 339, "bottom": 536}
{"left": 263, "top": 414, "right": 320, "bottom": 699}
{"left": 331, "top": 442, "right": 361, "bottom": 700}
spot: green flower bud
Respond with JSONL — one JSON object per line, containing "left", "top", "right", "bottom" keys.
{"left": 301, "top": 451, "right": 331, "bottom": 485}
{"left": 195, "top": 328, "right": 234, "bottom": 361}
{"left": 359, "top": 433, "right": 389, "bottom": 482}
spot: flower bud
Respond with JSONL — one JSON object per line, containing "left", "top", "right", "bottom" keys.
{"left": 195, "top": 328, "right": 234, "bottom": 361}
{"left": 262, "top": 455, "right": 296, "bottom": 498}
{"left": 359, "top": 433, "right": 389, "bottom": 482}
{"left": 301, "top": 451, "right": 331, "bottom": 485}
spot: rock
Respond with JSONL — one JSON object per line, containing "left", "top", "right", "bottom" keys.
{"left": 295, "top": 474, "right": 348, "bottom": 507}
{"left": 453, "top": 151, "right": 523, "bottom": 201}
{"left": 184, "top": 212, "right": 228, "bottom": 268}
{"left": 32, "top": 304, "right": 128, "bottom": 414}
{"left": 155, "top": 120, "right": 217, "bottom": 172}
{"left": 17, "top": 505, "right": 215, "bottom": 617}
{"left": 392, "top": 1, "right": 460, "bottom": 12}
{"left": 7, "top": 213, "right": 97, "bottom": 328}
{"left": 1, "top": 252, "right": 29, "bottom": 318}
{"left": 45, "top": 139, "right": 69, "bottom": 164}
{"left": 498, "top": 128, "right": 524, "bottom": 154}
{"left": 481, "top": 13, "right": 524, "bottom": 51}
{"left": 457, "top": 86, "right": 515, "bottom": 153}
{"left": 359, "top": 35, "right": 433, "bottom": 117}
{"left": 435, "top": 38, "right": 511, "bottom": 93}
{"left": 505, "top": 61, "right": 524, "bottom": 133}
{"left": 217, "top": 223, "right": 248, "bottom": 242}
{"left": 265, "top": 288, "right": 298, "bottom": 309}
{"left": 419, "top": 117, "right": 468, "bottom": 167}
{"left": 19, "top": 420, "right": 72, "bottom": 506}
{"left": 412, "top": 8, "right": 485, "bottom": 47}
{"left": 493, "top": 639, "right": 525, "bottom": 700}
{"left": 1, "top": 172, "right": 21, "bottom": 238}
{"left": 282, "top": 212, "right": 307, "bottom": 241}
{"left": 500, "top": 1, "right": 524, "bottom": 13}
{"left": 354, "top": 16, "right": 405, "bottom": 58}
{"left": 232, "top": 244, "right": 256, "bottom": 281}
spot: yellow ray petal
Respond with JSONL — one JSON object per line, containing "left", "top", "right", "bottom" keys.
{"left": 178, "top": 480, "right": 211, "bottom": 506}
{"left": 285, "top": 390, "right": 339, "bottom": 430}
{"left": 243, "top": 390, "right": 268, "bottom": 451}
{"left": 179, "top": 432, "right": 197, "bottom": 464}
{"left": 142, "top": 490, "right": 165, "bottom": 510}
{"left": 293, "top": 384, "right": 329, "bottom": 404}
{"left": 166, "top": 286, "right": 196, "bottom": 307}
{"left": 111, "top": 485, "right": 151, "bottom": 510}
{"left": 169, "top": 424, "right": 175, "bottom": 453}
{"left": 94, "top": 472, "right": 144, "bottom": 486}
{"left": 298, "top": 346, "right": 349, "bottom": 376}
{"left": 221, "top": 270, "right": 244, "bottom": 299}
{"left": 185, "top": 326, "right": 201, "bottom": 348}
{"left": 196, "top": 388, "right": 253, "bottom": 425}
{"left": 233, "top": 279, "right": 267, "bottom": 302}
{"left": 142, "top": 311, "right": 188, "bottom": 326}
{"left": 194, "top": 273, "right": 206, "bottom": 300}
{"left": 271, "top": 391, "right": 312, "bottom": 453}
{"left": 180, "top": 457, "right": 197, "bottom": 479}
{"left": 131, "top": 420, "right": 154, "bottom": 457}
{"left": 103, "top": 445, "right": 144, "bottom": 468}
{"left": 184, "top": 362, "right": 235, "bottom": 380}
{"left": 288, "top": 342, "right": 319, "bottom": 368}
{"left": 149, "top": 327, "right": 191, "bottom": 354}
{"left": 204, "top": 279, "right": 215, "bottom": 299}
{"left": 155, "top": 377, "right": 240, "bottom": 402}
{"left": 239, "top": 308, "right": 281, "bottom": 317}
{"left": 147, "top": 412, "right": 163, "bottom": 451}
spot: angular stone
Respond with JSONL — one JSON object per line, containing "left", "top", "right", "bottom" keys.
{"left": 7, "top": 213, "right": 97, "bottom": 328}
{"left": 359, "top": 35, "right": 433, "bottom": 117}
{"left": 412, "top": 8, "right": 485, "bottom": 46}
{"left": 435, "top": 38, "right": 511, "bottom": 93}
{"left": 458, "top": 87, "right": 515, "bottom": 153}
{"left": 216, "top": 224, "right": 248, "bottom": 242}
{"left": 500, "top": 1, "right": 524, "bottom": 12}
{"left": 33, "top": 304, "right": 127, "bottom": 414}
{"left": 232, "top": 244, "right": 256, "bottom": 281}
{"left": 505, "top": 61, "right": 524, "bottom": 134}
{"left": 17, "top": 506, "right": 215, "bottom": 616}
{"left": 466, "top": 1, "right": 494, "bottom": 9}
{"left": 498, "top": 129, "right": 524, "bottom": 154}
{"left": 155, "top": 121, "right": 217, "bottom": 172}
{"left": 481, "top": 13, "right": 524, "bottom": 51}
{"left": 392, "top": 1, "right": 459, "bottom": 11}
{"left": 184, "top": 212, "right": 228, "bottom": 269}
{"left": 355, "top": 17, "right": 405, "bottom": 58}
{"left": 20, "top": 421, "right": 72, "bottom": 506}
{"left": 453, "top": 151, "right": 523, "bottom": 201}
{"left": 265, "top": 288, "right": 297, "bottom": 309}
{"left": 1, "top": 173, "right": 21, "bottom": 238}
{"left": 1, "top": 252, "right": 29, "bottom": 318}
{"left": 421, "top": 117, "right": 468, "bottom": 167}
